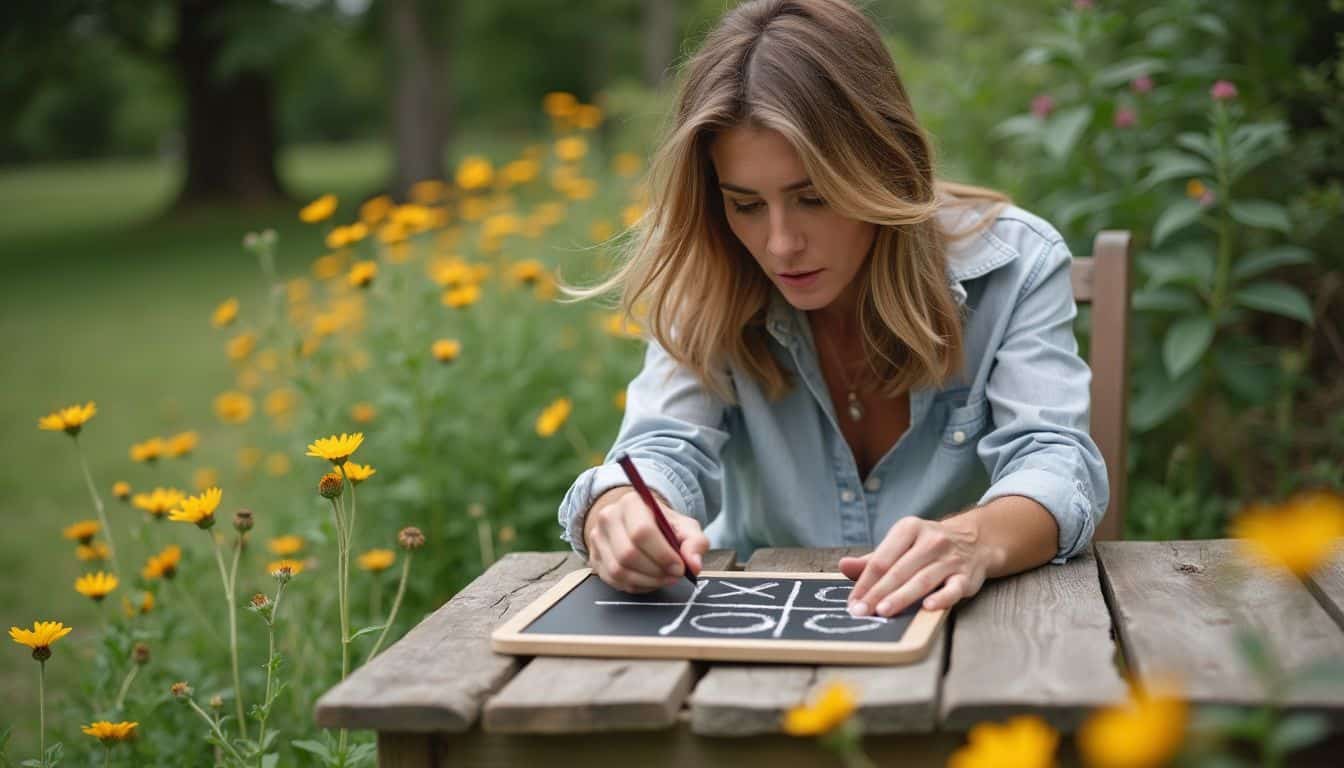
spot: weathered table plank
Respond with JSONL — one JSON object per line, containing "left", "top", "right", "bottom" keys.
{"left": 1307, "top": 553, "right": 1344, "bottom": 632}
{"left": 481, "top": 550, "right": 739, "bottom": 733}
{"left": 1097, "top": 540, "right": 1344, "bottom": 720}
{"left": 688, "top": 547, "right": 946, "bottom": 735}
{"left": 315, "top": 551, "right": 583, "bottom": 732}
{"left": 940, "top": 546, "right": 1127, "bottom": 730}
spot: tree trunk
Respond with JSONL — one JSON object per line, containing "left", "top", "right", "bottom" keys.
{"left": 385, "top": 0, "right": 452, "bottom": 199}
{"left": 642, "top": 0, "right": 679, "bottom": 89}
{"left": 173, "top": 0, "right": 285, "bottom": 207}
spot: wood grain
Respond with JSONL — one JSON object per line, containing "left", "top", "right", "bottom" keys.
{"left": 688, "top": 547, "right": 945, "bottom": 735}
{"left": 481, "top": 550, "right": 738, "bottom": 733}
{"left": 1098, "top": 540, "right": 1344, "bottom": 721}
{"left": 940, "top": 547, "right": 1127, "bottom": 730}
{"left": 315, "top": 551, "right": 583, "bottom": 732}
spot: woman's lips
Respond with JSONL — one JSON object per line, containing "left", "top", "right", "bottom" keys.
{"left": 778, "top": 269, "right": 822, "bottom": 287}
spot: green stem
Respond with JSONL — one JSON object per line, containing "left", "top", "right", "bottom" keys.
{"left": 103, "top": 744, "right": 110, "bottom": 768}
{"left": 39, "top": 661, "right": 46, "bottom": 768}
{"left": 213, "top": 534, "right": 247, "bottom": 739}
{"left": 328, "top": 494, "right": 351, "bottom": 755}
{"left": 75, "top": 438, "right": 121, "bottom": 577}
{"left": 188, "top": 697, "right": 247, "bottom": 765}
{"left": 256, "top": 580, "right": 286, "bottom": 766}
{"left": 113, "top": 664, "right": 139, "bottom": 711}
{"left": 366, "top": 554, "right": 412, "bottom": 663}
{"left": 562, "top": 421, "right": 593, "bottom": 461}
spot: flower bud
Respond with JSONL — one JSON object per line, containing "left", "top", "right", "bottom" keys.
{"left": 132, "top": 642, "right": 151, "bottom": 666}
{"left": 398, "top": 526, "right": 426, "bottom": 551}
{"left": 318, "top": 472, "right": 344, "bottom": 499}
{"left": 171, "top": 681, "right": 193, "bottom": 701}
{"left": 273, "top": 565, "right": 294, "bottom": 585}
{"left": 209, "top": 695, "right": 223, "bottom": 711}
{"left": 233, "top": 509, "right": 254, "bottom": 533}
{"left": 467, "top": 502, "right": 485, "bottom": 519}
{"left": 33, "top": 646, "right": 51, "bottom": 662}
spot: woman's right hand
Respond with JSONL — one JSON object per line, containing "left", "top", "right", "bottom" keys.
{"left": 583, "top": 486, "right": 709, "bottom": 593}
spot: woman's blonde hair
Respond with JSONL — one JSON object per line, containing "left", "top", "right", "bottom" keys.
{"left": 563, "top": 0, "right": 1009, "bottom": 402}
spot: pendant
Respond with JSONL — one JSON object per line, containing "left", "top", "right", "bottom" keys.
{"left": 846, "top": 391, "right": 864, "bottom": 422}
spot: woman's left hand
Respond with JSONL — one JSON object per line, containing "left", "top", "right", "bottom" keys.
{"left": 838, "top": 515, "right": 994, "bottom": 617}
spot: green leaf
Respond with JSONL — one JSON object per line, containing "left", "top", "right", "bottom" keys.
{"left": 992, "top": 114, "right": 1043, "bottom": 142}
{"left": 1142, "top": 243, "right": 1215, "bottom": 290}
{"left": 1163, "top": 316, "right": 1215, "bottom": 377}
{"left": 1141, "top": 150, "right": 1212, "bottom": 190}
{"left": 1228, "top": 200, "right": 1291, "bottom": 233}
{"left": 349, "top": 624, "right": 385, "bottom": 642}
{"left": 1043, "top": 106, "right": 1093, "bottom": 161}
{"left": 292, "top": 739, "right": 335, "bottom": 763}
{"left": 1177, "top": 132, "right": 1218, "bottom": 162}
{"left": 1235, "top": 627, "right": 1279, "bottom": 686}
{"left": 1095, "top": 58, "right": 1168, "bottom": 88}
{"left": 1234, "top": 282, "right": 1314, "bottom": 324}
{"left": 1055, "top": 192, "right": 1119, "bottom": 230}
{"left": 1214, "top": 343, "right": 1278, "bottom": 405}
{"left": 1130, "top": 364, "right": 1201, "bottom": 432}
{"left": 1152, "top": 199, "right": 1205, "bottom": 246}
{"left": 1267, "top": 713, "right": 1330, "bottom": 755}
{"left": 262, "top": 755, "right": 280, "bottom": 768}
{"left": 1133, "top": 285, "right": 1203, "bottom": 312}
{"left": 1233, "top": 245, "right": 1314, "bottom": 281}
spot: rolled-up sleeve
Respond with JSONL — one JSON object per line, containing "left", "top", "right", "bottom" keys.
{"left": 558, "top": 338, "right": 731, "bottom": 559}
{"left": 975, "top": 239, "right": 1110, "bottom": 562}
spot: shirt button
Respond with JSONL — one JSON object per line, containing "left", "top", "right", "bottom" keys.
{"left": 864, "top": 477, "right": 882, "bottom": 492}
{"left": 840, "top": 489, "right": 856, "bottom": 503}
{"left": 952, "top": 430, "right": 967, "bottom": 444}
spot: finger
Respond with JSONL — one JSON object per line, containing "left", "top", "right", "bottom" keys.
{"left": 874, "top": 561, "right": 954, "bottom": 617}
{"left": 920, "top": 574, "right": 970, "bottom": 611}
{"left": 622, "top": 502, "right": 684, "bottom": 575}
{"left": 854, "top": 544, "right": 935, "bottom": 617}
{"left": 669, "top": 514, "right": 709, "bottom": 573}
{"left": 591, "top": 529, "right": 663, "bottom": 593}
{"left": 838, "top": 554, "right": 868, "bottom": 581}
{"left": 607, "top": 514, "right": 672, "bottom": 582}
{"left": 849, "top": 519, "right": 921, "bottom": 608}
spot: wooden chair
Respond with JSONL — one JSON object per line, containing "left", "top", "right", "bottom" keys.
{"left": 1070, "top": 231, "right": 1132, "bottom": 541}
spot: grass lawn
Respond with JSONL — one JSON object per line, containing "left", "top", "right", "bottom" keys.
{"left": 0, "top": 140, "right": 431, "bottom": 756}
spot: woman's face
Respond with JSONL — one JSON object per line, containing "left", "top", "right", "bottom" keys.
{"left": 710, "top": 125, "right": 877, "bottom": 315}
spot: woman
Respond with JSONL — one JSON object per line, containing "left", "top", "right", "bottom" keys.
{"left": 557, "top": 0, "right": 1108, "bottom": 620}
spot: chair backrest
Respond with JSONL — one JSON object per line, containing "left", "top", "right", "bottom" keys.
{"left": 1070, "top": 231, "right": 1132, "bottom": 541}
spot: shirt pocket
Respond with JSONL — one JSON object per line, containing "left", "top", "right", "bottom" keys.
{"left": 939, "top": 394, "right": 990, "bottom": 449}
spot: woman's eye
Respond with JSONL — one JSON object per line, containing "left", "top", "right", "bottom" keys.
{"left": 800, "top": 196, "right": 826, "bottom": 207}
{"left": 731, "top": 201, "right": 762, "bottom": 214}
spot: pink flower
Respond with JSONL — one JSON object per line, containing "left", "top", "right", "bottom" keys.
{"left": 1210, "top": 80, "right": 1238, "bottom": 101}
{"left": 1198, "top": 189, "right": 1216, "bottom": 207}
{"left": 1131, "top": 75, "right": 1153, "bottom": 94}
{"left": 1114, "top": 107, "right": 1137, "bottom": 128}
{"left": 1031, "top": 94, "right": 1056, "bottom": 119}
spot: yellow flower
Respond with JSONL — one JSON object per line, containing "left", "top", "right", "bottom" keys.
{"left": 214, "top": 391, "right": 254, "bottom": 424}
{"left": 265, "top": 388, "right": 298, "bottom": 419}
{"left": 410, "top": 179, "right": 448, "bottom": 204}
{"left": 573, "top": 103, "right": 603, "bottom": 130}
{"left": 112, "top": 481, "right": 132, "bottom": 501}
{"left": 589, "top": 219, "right": 616, "bottom": 243}
{"left": 442, "top": 284, "right": 481, "bottom": 309}
{"left": 9, "top": 621, "right": 73, "bottom": 658}
{"left": 614, "top": 389, "right": 627, "bottom": 410}
{"left": 129, "top": 437, "right": 166, "bottom": 463}
{"left": 621, "top": 203, "right": 645, "bottom": 228}
{"left": 429, "top": 258, "right": 476, "bottom": 288}
{"left": 268, "top": 535, "right": 304, "bottom": 556}
{"left": 1184, "top": 179, "right": 1207, "bottom": 200}
{"left": 360, "top": 195, "right": 393, "bottom": 226}
{"left": 350, "top": 402, "right": 377, "bottom": 424}
{"left": 133, "top": 487, "right": 185, "bottom": 520}
{"left": 75, "top": 571, "right": 119, "bottom": 602}
{"left": 312, "top": 252, "right": 347, "bottom": 280}
{"left": 82, "top": 721, "right": 138, "bottom": 743}
{"left": 237, "top": 446, "right": 263, "bottom": 471}
{"left": 1232, "top": 491, "right": 1344, "bottom": 577}
{"left": 169, "top": 487, "right": 223, "bottom": 528}
{"left": 456, "top": 156, "right": 494, "bottom": 191}
{"left": 554, "top": 136, "right": 588, "bottom": 163}
{"left": 949, "top": 715, "right": 1059, "bottom": 768}
{"left": 168, "top": 431, "right": 199, "bottom": 458}
{"left": 357, "top": 548, "right": 396, "bottom": 572}
{"left": 348, "top": 260, "right": 378, "bottom": 289}
{"left": 265, "top": 453, "right": 292, "bottom": 477}
{"left": 212, "top": 297, "right": 239, "bottom": 328}
{"left": 62, "top": 520, "right": 100, "bottom": 544}
{"left": 602, "top": 312, "right": 643, "bottom": 339}
{"left": 503, "top": 159, "right": 539, "bottom": 185}
{"left": 193, "top": 467, "right": 218, "bottom": 491}
{"left": 613, "top": 152, "right": 642, "bottom": 177}
{"left": 299, "top": 194, "right": 338, "bottom": 223}
{"left": 121, "top": 591, "right": 154, "bottom": 617}
{"left": 344, "top": 461, "right": 377, "bottom": 484}
{"left": 306, "top": 432, "right": 364, "bottom": 465}
{"left": 535, "top": 397, "right": 573, "bottom": 437}
{"left": 498, "top": 525, "right": 516, "bottom": 544}
{"left": 227, "top": 332, "right": 257, "bottom": 362}
{"left": 38, "top": 401, "right": 97, "bottom": 436}
{"left": 542, "top": 91, "right": 578, "bottom": 118}
{"left": 781, "top": 682, "right": 858, "bottom": 736}
{"left": 432, "top": 338, "right": 462, "bottom": 363}
{"left": 509, "top": 259, "right": 546, "bottom": 285}
{"left": 483, "top": 213, "right": 520, "bottom": 240}
{"left": 1077, "top": 681, "right": 1187, "bottom": 768}
{"left": 565, "top": 177, "right": 598, "bottom": 200}
{"left": 142, "top": 545, "right": 182, "bottom": 580}
{"left": 76, "top": 541, "right": 110, "bottom": 562}
{"left": 267, "top": 559, "right": 304, "bottom": 576}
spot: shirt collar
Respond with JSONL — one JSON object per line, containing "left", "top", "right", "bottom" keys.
{"left": 765, "top": 202, "right": 1016, "bottom": 345}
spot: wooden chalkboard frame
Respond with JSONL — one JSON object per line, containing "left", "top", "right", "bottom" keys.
{"left": 491, "top": 569, "right": 947, "bottom": 665}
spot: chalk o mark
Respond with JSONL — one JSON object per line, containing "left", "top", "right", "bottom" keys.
{"left": 803, "top": 613, "right": 887, "bottom": 635}
{"left": 814, "top": 585, "right": 852, "bottom": 603}
{"left": 689, "top": 611, "right": 777, "bottom": 635}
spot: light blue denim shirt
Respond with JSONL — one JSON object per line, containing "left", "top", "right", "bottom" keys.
{"left": 558, "top": 203, "right": 1109, "bottom": 564}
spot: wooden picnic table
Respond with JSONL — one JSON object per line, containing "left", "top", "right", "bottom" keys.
{"left": 315, "top": 541, "right": 1344, "bottom": 766}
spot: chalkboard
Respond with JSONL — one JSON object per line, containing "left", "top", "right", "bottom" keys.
{"left": 491, "top": 569, "right": 946, "bottom": 665}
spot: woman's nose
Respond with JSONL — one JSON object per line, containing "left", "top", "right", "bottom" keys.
{"left": 766, "top": 214, "right": 805, "bottom": 259}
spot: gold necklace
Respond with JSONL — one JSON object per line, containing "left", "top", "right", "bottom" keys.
{"left": 817, "top": 330, "right": 864, "bottom": 422}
